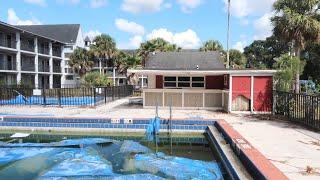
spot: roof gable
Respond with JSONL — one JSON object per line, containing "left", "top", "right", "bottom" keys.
{"left": 16, "top": 24, "right": 80, "bottom": 44}
{"left": 145, "top": 51, "right": 225, "bottom": 70}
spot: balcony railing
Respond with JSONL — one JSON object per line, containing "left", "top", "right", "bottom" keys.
{"left": 52, "top": 49, "right": 62, "bottom": 57}
{"left": 21, "top": 63, "right": 35, "bottom": 71}
{"left": 53, "top": 66, "right": 61, "bottom": 73}
{"left": 0, "top": 39, "right": 16, "bottom": 49}
{"left": 38, "top": 65, "right": 50, "bottom": 72}
{"left": 38, "top": 42, "right": 49, "bottom": 55}
{"left": 20, "top": 40, "right": 35, "bottom": 52}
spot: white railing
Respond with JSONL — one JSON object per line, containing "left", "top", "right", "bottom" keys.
{"left": 143, "top": 88, "right": 229, "bottom": 109}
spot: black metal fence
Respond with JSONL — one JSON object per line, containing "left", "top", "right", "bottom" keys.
{"left": 0, "top": 85, "right": 133, "bottom": 107}
{"left": 273, "top": 91, "right": 320, "bottom": 130}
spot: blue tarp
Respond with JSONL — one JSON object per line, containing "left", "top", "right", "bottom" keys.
{"left": 133, "top": 152, "right": 223, "bottom": 179}
{"left": 0, "top": 138, "right": 223, "bottom": 179}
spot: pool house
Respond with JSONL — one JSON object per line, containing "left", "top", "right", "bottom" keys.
{"left": 128, "top": 51, "right": 276, "bottom": 113}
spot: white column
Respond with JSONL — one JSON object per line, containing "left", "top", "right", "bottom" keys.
{"left": 34, "top": 37, "right": 39, "bottom": 89}
{"left": 141, "top": 75, "right": 144, "bottom": 89}
{"left": 250, "top": 76, "right": 254, "bottom": 113}
{"left": 16, "top": 32, "right": 21, "bottom": 83}
{"left": 49, "top": 42, "right": 53, "bottom": 89}
{"left": 228, "top": 75, "right": 233, "bottom": 112}
{"left": 60, "top": 45, "right": 65, "bottom": 88}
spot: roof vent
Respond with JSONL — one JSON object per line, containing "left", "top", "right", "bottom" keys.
{"left": 152, "top": 52, "right": 156, "bottom": 55}
{"left": 196, "top": 65, "right": 199, "bottom": 70}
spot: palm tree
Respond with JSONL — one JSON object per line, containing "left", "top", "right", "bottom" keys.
{"left": 90, "top": 34, "right": 117, "bottom": 74}
{"left": 199, "top": 40, "right": 224, "bottom": 52}
{"left": 137, "top": 38, "right": 179, "bottom": 66}
{"left": 271, "top": 0, "right": 320, "bottom": 93}
{"left": 69, "top": 47, "right": 93, "bottom": 77}
{"left": 116, "top": 51, "right": 141, "bottom": 74}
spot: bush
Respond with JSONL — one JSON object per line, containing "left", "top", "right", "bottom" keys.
{"left": 83, "top": 72, "right": 111, "bottom": 87}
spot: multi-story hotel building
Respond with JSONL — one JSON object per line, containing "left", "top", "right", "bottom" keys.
{"left": 0, "top": 21, "right": 85, "bottom": 88}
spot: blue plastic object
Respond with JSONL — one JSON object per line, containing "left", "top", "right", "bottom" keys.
{"left": 146, "top": 117, "right": 161, "bottom": 141}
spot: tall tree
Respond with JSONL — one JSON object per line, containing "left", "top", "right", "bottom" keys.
{"left": 138, "top": 38, "right": 179, "bottom": 66}
{"left": 244, "top": 36, "right": 289, "bottom": 69}
{"left": 199, "top": 40, "right": 223, "bottom": 52}
{"left": 271, "top": 0, "right": 320, "bottom": 93}
{"left": 274, "top": 54, "right": 305, "bottom": 92}
{"left": 301, "top": 42, "right": 320, "bottom": 83}
{"left": 90, "top": 34, "right": 117, "bottom": 74}
{"left": 69, "top": 47, "right": 93, "bottom": 77}
{"left": 229, "top": 49, "right": 247, "bottom": 69}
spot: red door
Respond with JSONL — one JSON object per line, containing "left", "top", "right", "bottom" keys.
{"left": 156, "top": 75, "right": 163, "bottom": 89}
{"left": 253, "top": 76, "right": 273, "bottom": 112}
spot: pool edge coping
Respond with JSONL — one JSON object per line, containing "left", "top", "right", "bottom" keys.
{"left": 213, "top": 119, "right": 288, "bottom": 180}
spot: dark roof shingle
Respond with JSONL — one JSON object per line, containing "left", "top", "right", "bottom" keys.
{"left": 16, "top": 24, "right": 80, "bottom": 44}
{"left": 145, "top": 51, "right": 225, "bottom": 70}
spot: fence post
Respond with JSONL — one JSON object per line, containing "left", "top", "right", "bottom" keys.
{"left": 58, "top": 88, "right": 61, "bottom": 107}
{"left": 112, "top": 86, "right": 115, "bottom": 101}
{"left": 42, "top": 87, "right": 46, "bottom": 107}
{"left": 272, "top": 91, "right": 276, "bottom": 115}
{"left": 93, "top": 87, "right": 97, "bottom": 106}
{"left": 104, "top": 87, "right": 107, "bottom": 104}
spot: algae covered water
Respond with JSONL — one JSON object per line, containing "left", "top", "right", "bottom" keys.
{"left": 0, "top": 135, "right": 223, "bottom": 179}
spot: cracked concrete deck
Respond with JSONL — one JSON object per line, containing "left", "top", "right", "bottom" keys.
{"left": 0, "top": 97, "right": 319, "bottom": 179}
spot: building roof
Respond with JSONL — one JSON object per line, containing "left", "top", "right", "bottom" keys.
{"left": 145, "top": 51, "right": 225, "bottom": 70}
{"left": 84, "top": 36, "right": 91, "bottom": 42}
{"left": 0, "top": 21, "right": 65, "bottom": 44}
{"left": 16, "top": 24, "right": 80, "bottom": 44}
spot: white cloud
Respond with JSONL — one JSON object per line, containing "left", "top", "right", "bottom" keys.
{"left": 177, "top": 0, "right": 203, "bottom": 13}
{"left": 90, "top": 0, "right": 107, "bottom": 8}
{"left": 7, "top": 8, "right": 42, "bottom": 25}
{"left": 115, "top": 18, "right": 145, "bottom": 35}
{"left": 56, "top": 0, "right": 80, "bottom": 5}
{"left": 232, "top": 41, "right": 247, "bottom": 52}
{"left": 223, "top": 0, "right": 276, "bottom": 18}
{"left": 84, "top": 30, "right": 102, "bottom": 41}
{"left": 129, "top": 35, "right": 143, "bottom": 48}
{"left": 121, "top": 0, "right": 165, "bottom": 13}
{"left": 253, "top": 12, "right": 273, "bottom": 40}
{"left": 24, "top": 0, "right": 46, "bottom": 6}
{"left": 146, "top": 28, "right": 201, "bottom": 48}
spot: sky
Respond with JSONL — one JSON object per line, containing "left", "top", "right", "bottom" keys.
{"left": 0, "top": 0, "right": 276, "bottom": 51}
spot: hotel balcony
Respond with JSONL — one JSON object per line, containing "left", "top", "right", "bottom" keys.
{"left": 0, "top": 33, "right": 16, "bottom": 49}
{"left": 53, "top": 59, "right": 61, "bottom": 73}
{"left": 0, "top": 54, "right": 16, "bottom": 71}
{"left": 21, "top": 55, "right": 35, "bottom": 71}
{"left": 20, "top": 38, "right": 35, "bottom": 52}
{"left": 38, "top": 58, "right": 50, "bottom": 72}
{"left": 52, "top": 44, "right": 62, "bottom": 57}
{"left": 38, "top": 41, "right": 49, "bottom": 55}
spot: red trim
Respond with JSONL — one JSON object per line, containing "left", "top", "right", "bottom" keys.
{"left": 205, "top": 75, "right": 224, "bottom": 89}
{"left": 216, "top": 120, "right": 288, "bottom": 180}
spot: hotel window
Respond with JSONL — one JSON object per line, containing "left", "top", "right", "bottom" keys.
{"left": 163, "top": 76, "right": 204, "bottom": 88}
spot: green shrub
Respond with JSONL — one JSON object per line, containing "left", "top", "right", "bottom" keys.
{"left": 83, "top": 72, "right": 111, "bottom": 87}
